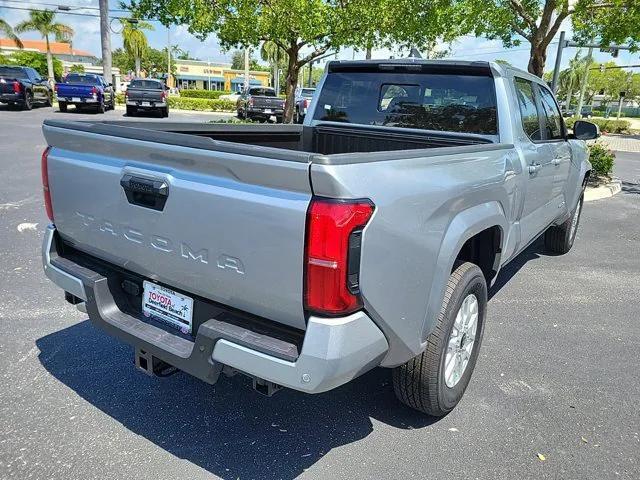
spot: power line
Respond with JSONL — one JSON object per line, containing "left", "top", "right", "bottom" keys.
{"left": 0, "top": 4, "right": 138, "bottom": 19}
{"left": 0, "top": 0, "right": 127, "bottom": 12}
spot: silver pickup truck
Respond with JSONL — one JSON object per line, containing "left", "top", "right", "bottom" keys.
{"left": 41, "top": 60, "right": 597, "bottom": 416}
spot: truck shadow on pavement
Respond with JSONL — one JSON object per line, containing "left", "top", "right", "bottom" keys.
{"left": 36, "top": 322, "right": 436, "bottom": 480}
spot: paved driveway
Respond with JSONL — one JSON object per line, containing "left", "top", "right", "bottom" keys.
{"left": 1, "top": 107, "right": 639, "bottom": 479}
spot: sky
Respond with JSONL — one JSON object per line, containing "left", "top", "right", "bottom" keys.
{"left": 1, "top": 0, "right": 638, "bottom": 73}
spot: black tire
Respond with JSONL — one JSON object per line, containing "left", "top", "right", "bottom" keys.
{"left": 22, "top": 91, "right": 33, "bottom": 110}
{"left": 393, "top": 262, "right": 487, "bottom": 416}
{"left": 294, "top": 107, "right": 300, "bottom": 123}
{"left": 97, "top": 99, "right": 106, "bottom": 114}
{"left": 58, "top": 101, "right": 67, "bottom": 112}
{"left": 162, "top": 107, "right": 169, "bottom": 118}
{"left": 544, "top": 194, "right": 584, "bottom": 254}
{"left": 237, "top": 108, "right": 245, "bottom": 119}
{"left": 126, "top": 106, "right": 134, "bottom": 116}
{"left": 45, "top": 91, "right": 53, "bottom": 107}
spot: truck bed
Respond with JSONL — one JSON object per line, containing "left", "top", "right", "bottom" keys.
{"left": 42, "top": 120, "right": 496, "bottom": 159}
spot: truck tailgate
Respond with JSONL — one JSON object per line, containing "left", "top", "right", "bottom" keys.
{"left": 43, "top": 122, "right": 312, "bottom": 330}
{"left": 57, "top": 84, "right": 92, "bottom": 97}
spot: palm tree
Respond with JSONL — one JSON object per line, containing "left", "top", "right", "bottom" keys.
{"left": 16, "top": 9, "right": 73, "bottom": 83}
{"left": 0, "top": 18, "right": 24, "bottom": 49}
{"left": 120, "top": 19, "right": 154, "bottom": 77}
{"left": 260, "top": 40, "right": 286, "bottom": 93}
{"left": 558, "top": 51, "right": 585, "bottom": 110}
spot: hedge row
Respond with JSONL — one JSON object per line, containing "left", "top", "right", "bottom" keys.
{"left": 179, "top": 89, "right": 231, "bottom": 99}
{"left": 565, "top": 117, "right": 630, "bottom": 134}
{"left": 115, "top": 93, "right": 236, "bottom": 112}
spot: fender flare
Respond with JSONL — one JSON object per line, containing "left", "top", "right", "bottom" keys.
{"left": 420, "top": 201, "right": 508, "bottom": 343}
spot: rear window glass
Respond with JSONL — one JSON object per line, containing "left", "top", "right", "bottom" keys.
{"left": 249, "top": 87, "right": 276, "bottom": 96}
{"left": 64, "top": 74, "right": 101, "bottom": 84}
{"left": 129, "top": 80, "right": 163, "bottom": 89}
{"left": 312, "top": 72, "right": 497, "bottom": 135}
{"left": 300, "top": 88, "right": 315, "bottom": 97}
{"left": 0, "top": 67, "right": 28, "bottom": 79}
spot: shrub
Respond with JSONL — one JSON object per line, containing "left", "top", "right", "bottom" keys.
{"left": 179, "top": 89, "right": 231, "bottom": 99}
{"left": 167, "top": 97, "right": 236, "bottom": 111}
{"left": 588, "top": 143, "right": 615, "bottom": 178}
{"left": 565, "top": 117, "right": 630, "bottom": 134}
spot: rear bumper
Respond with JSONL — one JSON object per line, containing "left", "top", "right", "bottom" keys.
{"left": 58, "top": 97, "right": 98, "bottom": 104}
{"left": 0, "top": 93, "right": 22, "bottom": 103}
{"left": 42, "top": 225, "right": 388, "bottom": 393}
{"left": 126, "top": 101, "right": 167, "bottom": 108}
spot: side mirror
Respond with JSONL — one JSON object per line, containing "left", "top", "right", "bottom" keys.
{"left": 572, "top": 120, "right": 600, "bottom": 140}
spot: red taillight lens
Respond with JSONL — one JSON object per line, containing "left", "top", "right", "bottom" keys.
{"left": 304, "top": 99, "right": 309, "bottom": 108}
{"left": 248, "top": 98, "right": 254, "bottom": 106}
{"left": 13, "top": 81, "right": 21, "bottom": 93}
{"left": 305, "top": 198, "right": 374, "bottom": 315}
{"left": 125, "top": 90, "right": 129, "bottom": 97}
{"left": 41, "top": 146, "right": 54, "bottom": 222}
{"left": 91, "top": 86, "right": 97, "bottom": 95}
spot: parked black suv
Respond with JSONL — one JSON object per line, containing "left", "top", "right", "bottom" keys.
{"left": 0, "top": 65, "right": 53, "bottom": 110}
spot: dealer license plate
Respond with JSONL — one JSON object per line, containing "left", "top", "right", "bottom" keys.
{"left": 72, "top": 97, "right": 81, "bottom": 102}
{"left": 142, "top": 281, "right": 194, "bottom": 334}
{"left": 264, "top": 109, "right": 272, "bottom": 114}
{"left": 142, "top": 101, "right": 151, "bottom": 107}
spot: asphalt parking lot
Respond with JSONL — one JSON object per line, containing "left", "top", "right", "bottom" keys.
{"left": 1, "top": 105, "right": 639, "bottom": 480}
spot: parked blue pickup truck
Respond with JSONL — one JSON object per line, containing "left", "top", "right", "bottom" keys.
{"left": 55, "top": 73, "right": 115, "bottom": 113}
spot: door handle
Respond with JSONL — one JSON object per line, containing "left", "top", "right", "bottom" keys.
{"left": 528, "top": 163, "right": 542, "bottom": 174}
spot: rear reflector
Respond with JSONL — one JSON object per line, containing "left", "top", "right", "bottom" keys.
{"left": 304, "top": 198, "right": 374, "bottom": 316}
{"left": 41, "top": 146, "right": 54, "bottom": 221}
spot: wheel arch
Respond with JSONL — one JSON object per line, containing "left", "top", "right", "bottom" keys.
{"left": 420, "top": 201, "right": 507, "bottom": 343}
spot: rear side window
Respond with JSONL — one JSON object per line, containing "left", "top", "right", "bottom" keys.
{"left": 129, "top": 80, "right": 163, "bottom": 89}
{"left": 538, "top": 87, "right": 563, "bottom": 140}
{"left": 514, "top": 78, "right": 542, "bottom": 141}
{"left": 313, "top": 72, "right": 498, "bottom": 135}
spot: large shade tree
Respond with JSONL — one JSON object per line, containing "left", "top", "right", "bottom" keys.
{"left": 1, "top": 18, "right": 23, "bottom": 49}
{"left": 120, "top": 19, "right": 154, "bottom": 77}
{"left": 16, "top": 9, "right": 73, "bottom": 82}
{"left": 455, "top": 0, "right": 640, "bottom": 77}
{"left": 128, "top": 0, "right": 460, "bottom": 122}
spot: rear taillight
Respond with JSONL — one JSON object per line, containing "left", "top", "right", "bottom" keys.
{"left": 161, "top": 91, "right": 166, "bottom": 100}
{"left": 304, "top": 198, "right": 374, "bottom": 316}
{"left": 54, "top": 83, "right": 58, "bottom": 92}
{"left": 91, "top": 86, "right": 98, "bottom": 95}
{"left": 41, "top": 146, "right": 54, "bottom": 222}
{"left": 125, "top": 90, "right": 129, "bottom": 97}
{"left": 13, "top": 81, "right": 21, "bottom": 93}
{"left": 248, "top": 98, "right": 254, "bottom": 106}
{"left": 304, "top": 99, "right": 309, "bottom": 108}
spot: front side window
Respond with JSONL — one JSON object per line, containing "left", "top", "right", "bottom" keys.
{"left": 514, "top": 77, "right": 542, "bottom": 141}
{"left": 538, "top": 86, "right": 563, "bottom": 140}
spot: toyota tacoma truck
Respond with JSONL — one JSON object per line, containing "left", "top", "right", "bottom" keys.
{"left": 125, "top": 78, "right": 169, "bottom": 117}
{"left": 41, "top": 60, "right": 597, "bottom": 416}
{"left": 236, "top": 86, "right": 285, "bottom": 122}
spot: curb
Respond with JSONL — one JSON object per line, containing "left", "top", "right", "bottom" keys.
{"left": 584, "top": 177, "right": 622, "bottom": 202}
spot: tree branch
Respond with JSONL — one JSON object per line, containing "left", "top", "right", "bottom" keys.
{"left": 297, "top": 43, "right": 331, "bottom": 67}
{"left": 508, "top": 0, "right": 537, "bottom": 29}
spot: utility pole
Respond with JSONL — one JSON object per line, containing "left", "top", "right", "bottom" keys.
{"left": 98, "top": 0, "right": 112, "bottom": 86}
{"left": 167, "top": 27, "right": 171, "bottom": 88}
{"left": 575, "top": 47, "right": 593, "bottom": 119}
{"left": 244, "top": 47, "right": 250, "bottom": 92}
{"left": 550, "top": 31, "right": 565, "bottom": 94}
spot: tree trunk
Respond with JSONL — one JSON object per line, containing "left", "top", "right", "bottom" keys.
{"left": 365, "top": 46, "right": 372, "bottom": 60}
{"left": 135, "top": 57, "right": 141, "bottom": 77}
{"left": 45, "top": 35, "right": 54, "bottom": 83}
{"left": 283, "top": 45, "right": 300, "bottom": 124}
{"left": 527, "top": 42, "right": 546, "bottom": 77}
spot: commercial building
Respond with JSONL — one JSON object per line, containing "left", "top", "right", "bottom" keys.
{"left": 0, "top": 38, "right": 122, "bottom": 89}
{"left": 171, "top": 59, "right": 270, "bottom": 91}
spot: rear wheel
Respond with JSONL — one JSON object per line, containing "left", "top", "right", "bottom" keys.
{"left": 58, "top": 101, "right": 67, "bottom": 112}
{"left": 45, "top": 91, "right": 53, "bottom": 107}
{"left": 97, "top": 99, "right": 106, "bottom": 114}
{"left": 126, "top": 105, "right": 134, "bottom": 116}
{"left": 393, "top": 262, "right": 487, "bottom": 416}
{"left": 544, "top": 194, "right": 584, "bottom": 254}
{"left": 22, "top": 91, "right": 33, "bottom": 110}
{"left": 162, "top": 107, "right": 169, "bottom": 118}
